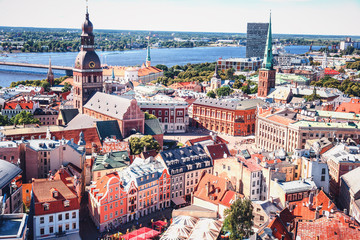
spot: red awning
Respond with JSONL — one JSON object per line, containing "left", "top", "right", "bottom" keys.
{"left": 121, "top": 227, "right": 160, "bottom": 240}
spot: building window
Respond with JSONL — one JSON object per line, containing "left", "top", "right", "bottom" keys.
{"left": 65, "top": 213, "right": 69, "bottom": 220}
{"left": 159, "top": 110, "right": 162, "bottom": 116}
{"left": 72, "top": 212, "right": 76, "bottom": 218}
{"left": 40, "top": 217, "right": 44, "bottom": 224}
{"left": 104, "top": 215, "right": 108, "bottom": 220}
{"left": 72, "top": 223, "right": 76, "bottom": 229}
{"left": 49, "top": 216, "right": 53, "bottom": 222}
{"left": 58, "top": 214, "right": 62, "bottom": 221}
{"left": 322, "top": 168, "right": 326, "bottom": 174}
{"left": 49, "top": 226, "right": 54, "bottom": 233}
{"left": 321, "top": 175, "right": 325, "bottom": 181}
{"left": 65, "top": 224, "right": 70, "bottom": 231}
{"left": 40, "top": 228, "right": 45, "bottom": 235}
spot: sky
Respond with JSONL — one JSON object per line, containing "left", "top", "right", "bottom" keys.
{"left": 0, "top": 0, "right": 359, "bottom": 36}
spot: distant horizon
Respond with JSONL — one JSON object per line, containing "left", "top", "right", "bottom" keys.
{"left": 0, "top": 0, "right": 359, "bottom": 36}
{"left": 1, "top": 25, "right": 359, "bottom": 39}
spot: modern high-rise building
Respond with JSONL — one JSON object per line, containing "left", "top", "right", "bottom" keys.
{"left": 246, "top": 23, "right": 269, "bottom": 58}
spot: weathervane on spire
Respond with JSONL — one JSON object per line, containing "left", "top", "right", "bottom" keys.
{"left": 86, "top": 0, "right": 89, "bottom": 14}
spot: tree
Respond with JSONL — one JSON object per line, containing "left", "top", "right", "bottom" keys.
{"left": 233, "top": 79, "right": 242, "bottom": 89}
{"left": 216, "top": 86, "right": 232, "bottom": 97}
{"left": 155, "top": 64, "right": 168, "bottom": 72}
{"left": 40, "top": 80, "right": 51, "bottom": 92}
{"left": 223, "top": 198, "right": 254, "bottom": 240}
{"left": 144, "top": 112, "right": 157, "bottom": 120}
{"left": 206, "top": 90, "right": 216, "bottom": 98}
{"left": 62, "top": 82, "right": 72, "bottom": 92}
{"left": 225, "top": 68, "right": 235, "bottom": 80}
{"left": 12, "top": 111, "right": 40, "bottom": 126}
{"left": 129, "top": 135, "right": 160, "bottom": 155}
{"left": 304, "top": 88, "right": 321, "bottom": 102}
{"left": 0, "top": 115, "right": 11, "bottom": 126}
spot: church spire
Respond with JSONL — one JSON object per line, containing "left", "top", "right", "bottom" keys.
{"left": 263, "top": 11, "right": 273, "bottom": 70}
{"left": 146, "top": 37, "right": 151, "bottom": 67}
{"left": 47, "top": 56, "right": 54, "bottom": 86}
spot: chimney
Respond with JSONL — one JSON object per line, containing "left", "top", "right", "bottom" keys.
{"left": 206, "top": 181, "right": 210, "bottom": 196}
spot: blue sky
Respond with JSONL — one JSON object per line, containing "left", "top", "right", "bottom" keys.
{"left": 0, "top": 0, "right": 359, "bottom": 36}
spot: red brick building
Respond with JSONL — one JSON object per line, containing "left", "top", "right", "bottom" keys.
{"left": 83, "top": 92, "right": 144, "bottom": 138}
{"left": 192, "top": 98, "right": 264, "bottom": 136}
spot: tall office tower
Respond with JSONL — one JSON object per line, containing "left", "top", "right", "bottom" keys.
{"left": 246, "top": 23, "right": 269, "bottom": 58}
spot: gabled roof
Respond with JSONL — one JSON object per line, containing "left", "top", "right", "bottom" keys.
{"left": 96, "top": 120, "right": 123, "bottom": 141}
{"left": 92, "top": 151, "right": 130, "bottom": 172}
{"left": 59, "top": 109, "right": 79, "bottom": 125}
{"left": 205, "top": 143, "right": 230, "bottom": 160}
{"left": 3, "top": 101, "right": 34, "bottom": 110}
{"left": 32, "top": 179, "right": 79, "bottom": 215}
{"left": 193, "top": 172, "right": 240, "bottom": 207}
{"left": 144, "top": 119, "right": 163, "bottom": 135}
{"left": 267, "top": 215, "right": 292, "bottom": 240}
{"left": 83, "top": 92, "right": 135, "bottom": 120}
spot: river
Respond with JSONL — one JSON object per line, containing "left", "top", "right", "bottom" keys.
{"left": 0, "top": 45, "right": 322, "bottom": 87}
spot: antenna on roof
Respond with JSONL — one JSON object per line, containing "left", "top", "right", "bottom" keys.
{"left": 86, "top": 0, "right": 89, "bottom": 14}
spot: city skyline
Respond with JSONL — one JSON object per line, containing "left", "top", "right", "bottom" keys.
{"left": 0, "top": 0, "right": 359, "bottom": 36}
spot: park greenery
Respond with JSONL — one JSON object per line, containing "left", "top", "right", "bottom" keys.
{"left": 153, "top": 62, "right": 250, "bottom": 87}
{"left": 223, "top": 198, "right": 254, "bottom": 240}
{"left": 0, "top": 111, "right": 40, "bottom": 126}
{"left": 311, "top": 76, "right": 360, "bottom": 97}
{"left": 129, "top": 135, "right": 161, "bottom": 155}
{"left": 10, "top": 76, "right": 68, "bottom": 91}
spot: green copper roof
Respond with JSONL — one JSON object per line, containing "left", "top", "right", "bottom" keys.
{"left": 263, "top": 13, "right": 273, "bottom": 70}
{"left": 146, "top": 39, "right": 151, "bottom": 62}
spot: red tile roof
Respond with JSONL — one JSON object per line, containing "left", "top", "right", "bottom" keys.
{"left": 32, "top": 179, "right": 79, "bottom": 215}
{"left": 185, "top": 135, "right": 229, "bottom": 146}
{"left": 324, "top": 68, "right": 340, "bottom": 75}
{"left": 290, "top": 190, "right": 336, "bottom": 221}
{"left": 268, "top": 215, "right": 292, "bottom": 240}
{"left": 206, "top": 143, "right": 230, "bottom": 160}
{"left": 4, "top": 101, "right": 34, "bottom": 110}
{"left": 295, "top": 211, "right": 360, "bottom": 240}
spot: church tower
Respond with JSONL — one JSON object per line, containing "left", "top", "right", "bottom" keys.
{"left": 146, "top": 38, "right": 151, "bottom": 67}
{"left": 73, "top": 3, "right": 103, "bottom": 113}
{"left": 257, "top": 13, "right": 276, "bottom": 98}
{"left": 210, "top": 64, "right": 221, "bottom": 90}
{"left": 47, "top": 57, "right": 54, "bottom": 86}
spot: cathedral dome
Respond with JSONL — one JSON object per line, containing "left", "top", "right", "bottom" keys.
{"left": 82, "top": 13, "right": 94, "bottom": 36}
{"left": 74, "top": 50, "right": 101, "bottom": 70}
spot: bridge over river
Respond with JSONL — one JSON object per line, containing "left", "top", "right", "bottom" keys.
{"left": 0, "top": 61, "right": 73, "bottom": 76}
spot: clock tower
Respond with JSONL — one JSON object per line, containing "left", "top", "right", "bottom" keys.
{"left": 73, "top": 5, "right": 103, "bottom": 113}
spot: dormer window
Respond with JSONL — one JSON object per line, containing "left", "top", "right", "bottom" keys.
{"left": 64, "top": 200, "right": 70, "bottom": 207}
{"left": 43, "top": 203, "right": 50, "bottom": 211}
{"left": 52, "top": 189, "right": 58, "bottom": 198}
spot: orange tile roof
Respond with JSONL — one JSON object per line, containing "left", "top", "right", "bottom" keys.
{"left": 90, "top": 172, "right": 122, "bottom": 201}
{"left": 266, "top": 115, "right": 295, "bottom": 126}
{"left": 60, "top": 77, "right": 73, "bottom": 86}
{"left": 138, "top": 66, "right": 163, "bottom": 77}
{"left": 295, "top": 211, "right": 360, "bottom": 240}
{"left": 290, "top": 190, "right": 336, "bottom": 221}
{"left": 193, "top": 173, "right": 241, "bottom": 207}
{"left": 32, "top": 179, "right": 79, "bottom": 215}
{"left": 336, "top": 99, "right": 360, "bottom": 114}
{"left": 4, "top": 101, "right": 34, "bottom": 110}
